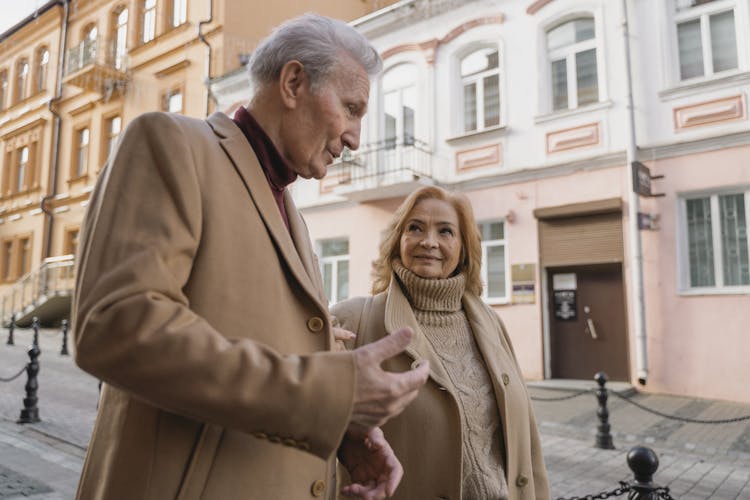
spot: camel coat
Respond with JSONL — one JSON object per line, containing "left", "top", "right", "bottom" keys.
{"left": 332, "top": 276, "right": 549, "bottom": 500}
{"left": 72, "top": 111, "right": 355, "bottom": 500}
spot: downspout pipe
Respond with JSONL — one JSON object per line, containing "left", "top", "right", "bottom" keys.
{"left": 198, "top": 0, "right": 214, "bottom": 117}
{"left": 621, "top": 0, "right": 648, "bottom": 385}
{"left": 42, "top": 0, "right": 69, "bottom": 259}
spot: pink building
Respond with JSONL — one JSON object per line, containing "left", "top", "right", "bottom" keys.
{"left": 290, "top": 0, "right": 750, "bottom": 403}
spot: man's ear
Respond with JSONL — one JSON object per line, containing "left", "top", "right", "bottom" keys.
{"left": 279, "top": 60, "right": 307, "bottom": 109}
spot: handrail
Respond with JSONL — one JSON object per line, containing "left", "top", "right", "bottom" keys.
{"left": 336, "top": 137, "right": 433, "bottom": 185}
{"left": 0, "top": 255, "right": 75, "bottom": 325}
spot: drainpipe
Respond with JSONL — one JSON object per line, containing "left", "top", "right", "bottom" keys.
{"left": 42, "top": 0, "right": 70, "bottom": 259}
{"left": 198, "top": 0, "right": 214, "bottom": 117}
{"left": 621, "top": 0, "right": 648, "bottom": 385}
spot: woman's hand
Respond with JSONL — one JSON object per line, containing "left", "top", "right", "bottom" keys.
{"left": 332, "top": 327, "right": 356, "bottom": 352}
{"left": 338, "top": 427, "right": 403, "bottom": 499}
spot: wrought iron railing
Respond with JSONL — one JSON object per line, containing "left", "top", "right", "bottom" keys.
{"left": 65, "top": 38, "right": 127, "bottom": 76}
{"left": 0, "top": 255, "right": 75, "bottom": 326}
{"left": 336, "top": 137, "right": 433, "bottom": 187}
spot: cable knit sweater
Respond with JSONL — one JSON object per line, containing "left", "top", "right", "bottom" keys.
{"left": 393, "top": 261, "right": 509, "bottom": 500}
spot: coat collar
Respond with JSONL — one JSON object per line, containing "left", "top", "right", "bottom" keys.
{"left": 206, "top": 112, "right": 325, "bottom": 312}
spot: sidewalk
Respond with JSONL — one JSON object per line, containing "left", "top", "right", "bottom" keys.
{"left": 0, "top": 326, "right": 749, "bottom": 499}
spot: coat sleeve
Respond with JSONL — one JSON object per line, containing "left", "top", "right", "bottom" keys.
{"left": 72, "top": 112, "right": 355, "bottom": 460}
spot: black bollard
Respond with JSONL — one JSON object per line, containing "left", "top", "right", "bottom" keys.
{"left": 60, "top": 319, "right": 69, "bottom": 356}
{"left": 6, "top": 314, "right": 15, "bottom": 345}
{"left": 627, "top": 446, "right": 660, "bottom": 499}
{"left": 594, "top": 372, "right": 615, "bottom": 449}
{"left": 31, "top": 317, "right": 40, "bottom": 348}
{"left": 17, "top": 341, "right": 41, "bottom": 423}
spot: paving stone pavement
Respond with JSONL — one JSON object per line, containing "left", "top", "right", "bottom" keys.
{"left": 0, "top": 327, "right": 749, "bottom": 499}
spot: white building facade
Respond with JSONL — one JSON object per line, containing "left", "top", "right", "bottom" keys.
{"left": 216, "top": 0, "right": 750, "bottom": 403}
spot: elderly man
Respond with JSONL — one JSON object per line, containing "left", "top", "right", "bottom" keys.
{"left": 72, "top": 14, "right": 429, "bottom": 500}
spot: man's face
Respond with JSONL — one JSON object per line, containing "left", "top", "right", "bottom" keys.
{"left": 283, "top": 56, "right": 370, "bottom": 180}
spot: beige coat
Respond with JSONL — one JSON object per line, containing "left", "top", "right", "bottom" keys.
{"left": 332, "top": 277, "right": 550, "bottom": 500}
{"left": 73, "top": 111, "right": 355, "bottom": 500}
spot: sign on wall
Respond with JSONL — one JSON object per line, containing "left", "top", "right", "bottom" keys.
{"left": 511, "top": 263, "right": 536, "bottom": 304}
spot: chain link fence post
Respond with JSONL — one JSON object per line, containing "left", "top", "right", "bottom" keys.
{"left": 6, "top": 313, "right": 16, "bottom": 345}
{"left": 60, "top": 319, "right": 69, "bottom": 356}
{"left": 17, "top": 340, "right": 41, "bottom": 424}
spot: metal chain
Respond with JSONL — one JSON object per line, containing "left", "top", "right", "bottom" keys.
{"left": 656, "top": 486, "right": 675, "bottom": 500}
{"left": 611, "top": 391, "right": 750, "bottom": 423}
{"left": 0, "top": 363, "right": 27, "bottom": 382}
{"left": 555, "top": 481, "right": 631, "bottom": 500}
{"left": 530, "top": 388, "right": 593, "bottom": 401}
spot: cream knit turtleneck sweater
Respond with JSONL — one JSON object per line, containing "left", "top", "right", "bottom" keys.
{"left": 393, "top": 261, "right": 509, "bottom": 500}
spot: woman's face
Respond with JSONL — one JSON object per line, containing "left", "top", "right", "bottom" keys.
{"left": 399, "top": 198, "right": 463, "bottom": 279}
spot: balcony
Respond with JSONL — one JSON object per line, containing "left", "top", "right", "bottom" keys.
{"left": 333, "top": 138, "right": 435, "bottom": 202}
{"left": 64, "top": 38, "right": 128, "bottom": 97}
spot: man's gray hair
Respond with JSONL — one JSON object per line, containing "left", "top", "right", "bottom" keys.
{"left": 249, "top": 13, "right": 382, "bottom": 91}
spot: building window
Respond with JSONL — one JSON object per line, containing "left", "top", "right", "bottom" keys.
{"left": 16, "top": 146, "right": 29, "bottom": 193}
{"left": 479, "top": 221, "right": 508, "bottom": 301}
{"left": 1, "top": 241, "right": 13, "bottom": 282}
{"left": 461, "top": 48, "right": 500, "bottom": 133}
{"left": 74, "top": 127, "right": 90, "bottom": 178}
{"left": 16, "top": 59, "right": 29, "bottom": 103}
{"left": 0, "top": 69, "right": 7, "bottom": 110}
{"left": 142, "top": 0, "right": 157, "bottom": 44}
{"left": 675, "top": 0, "right": 738, "bottom": 80}
{"left": 105, "top": 115, "right": 122, "bottom": 162}
{"left": 35, "top": 47, "right": 49, "bottom": 93}
{"left": 547, "top": 17, "right": 598, "bottom": 111}
{"left": 64, "top": 228, "right": 80, "bottom": 257}
{"left": 682, "top": 191, "right": 749, "bottom": 290}
{"left": 18, "top": 237, "right": 31, "bottom": 277}
{"left": 170, "top": 0, "right": 187, "bottom": 28}
{"left": 318, "top": 238, "right": 349, "bottom": 305}
{"left": 112, "top": 7, "right": 129, "bottom": 70}
{"left": 383, "top": 64, "right": 417, "bottom": 149}
{"left": 163, "top": 88, "right": 183, "bottom": 113}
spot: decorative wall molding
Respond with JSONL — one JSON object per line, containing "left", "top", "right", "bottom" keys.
{"left": 527, "top": 0, "right": 556, "bottom": 15}
{"left": 673, "top": 94, "right": 746, "bottom": 131}
{"left": 456, "top": 143, "right": 502, "bottom": 172}
{"left": 546, "top": 122, "right": 600, "bottom": 154}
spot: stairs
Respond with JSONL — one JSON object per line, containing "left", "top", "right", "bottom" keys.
{"left": 1, "top": 255, "right": 75, "bottom": 328}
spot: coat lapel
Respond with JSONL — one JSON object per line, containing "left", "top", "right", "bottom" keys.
{"left": 383, "top": 277, "right": 453, "bottom": 389}
{"left": 285, "top": 191, "right": 327, "bottom": 305}
{"left": 206, "top": 112, "right": 325, "bottom": 312}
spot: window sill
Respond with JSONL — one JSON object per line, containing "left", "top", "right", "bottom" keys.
{"left": 129, "top": 22, "right": 192, "bottom": 56}
{"left": 659, "top": 70, "right": 750, "bottom": 101}
{"left": 484, "top": 297, "right": 510, "bottom": 306}
{"left": 67, "top": 175, "right": 89, "bottom": 184}
{"left": 0, "top": 187, "right": 41, "bottom": 202}
{"left": 445, "top": 125, "right": 507, "bottom": 145}
{"left": 678, "top": 286, "right": 750, "bottom": 297}
{"left": 534, "top": 100, "right": 613, "bottom": 125}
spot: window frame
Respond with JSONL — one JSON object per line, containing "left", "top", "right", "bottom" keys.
{"left": 545, "top": 16, "right": 600, "bottom": 112}
{"left": 478, "top": 220, "right": 511, "bottom": 304}
{"left": 110, "top": 5, "right": 129, "bottom": 70}
{"left": 63, "top": 226, "right": 81, "bottom": 257}
{"left": 141, "top": 0, "right": 157, "bottom": 44}
{"left": 34, "top": 46, "right": 50, "bottom": 94}
{"left": 15, "top": 58, "right": 29, "bottom": 104}
{"left": 162, "top": 86, "right": 184, "bottom": 113}
{"left": 167, "top": 0, "right": 188, "bottom": 30}
{"left": 317, "top": 238, "right": 350, "bottom": 306}
{"left": 672, "top": 0, "right": 742, "bottom": 82}
{"left": 0, "top": 68, "right": 7, "bottom": 110}
{"left": 71, "top": 124, "right": 91, "bottom": 180}
{"left": 459, "top": 46, "right": 502, "bottom": 134}
{"left": 678, "top": 187, "right": 750, "bottom": 294}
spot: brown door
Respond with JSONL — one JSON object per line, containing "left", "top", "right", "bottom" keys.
{"left": 548, "top": 263, "right": 629, "bottom": 381}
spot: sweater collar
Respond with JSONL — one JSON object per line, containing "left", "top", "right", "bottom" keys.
{"left": 392, "top": 260, "right": 465, "bottom": 313}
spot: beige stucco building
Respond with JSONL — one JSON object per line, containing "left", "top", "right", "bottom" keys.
{"left": 0, "top": 0, "right": 396, "bottom": 326}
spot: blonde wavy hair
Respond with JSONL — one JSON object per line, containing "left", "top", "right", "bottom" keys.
{"left": 371, "top": 186, "right": 483, "bottom": 296}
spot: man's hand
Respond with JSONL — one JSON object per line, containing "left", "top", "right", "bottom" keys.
{"left": 348, "top": 327, "right": 429, "bottom": 436}
{"left": 339, "top": 427, "right": 403, "bottom": 499}
{"left": 332, "top": 327, "right": 356, "bottom": 352}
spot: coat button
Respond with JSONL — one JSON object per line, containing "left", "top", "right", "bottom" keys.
{"left": 502, "top": 373, "right": 511, "bottom": 385}
{"left": 307, "top": 317, "right": 324, "bottom": 332}
{"left": 516, "top": 474, "right": 529, "bottom": 487}
{"left": 311, "top": 479, "right": 326, "bottom": 497}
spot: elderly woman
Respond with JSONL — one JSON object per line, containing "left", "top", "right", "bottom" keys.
{"left": 333, "top": 186, "right": 549, "bottom": 500}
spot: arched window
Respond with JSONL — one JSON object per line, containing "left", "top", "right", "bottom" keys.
{"left": 111, "top": 6, "right": 129, "bottom": 70}
{"left": 16, "top": 59, "right": 29, "bottom": 103}
{"left": 0, "top": 70, "right": 8, "bottom": 110}
{"left": 382, "top": 63, "right": 418, "bottom": 149}
{"left": 35, "top": 47, "right": 50, "bottom": 93}
{"left": 546, "top": 17, "right": 598, "bottom": 111}
{"left": 460, "top": 48, "right": 500, "bottom": 132}
{"left": 142, "top": 0, "right": 157, "bottom": 44}
{"left": 83, "top": 24, "right": 98, "bottom": 66}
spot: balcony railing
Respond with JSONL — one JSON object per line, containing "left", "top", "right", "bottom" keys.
{"left": 1, "top": 255, "right": 75, "bottom": 327}
{"left": 66, "top": 38, "right": 127, "bottom": 76}
{"left": 336, "top": 137, "right": 433, "bottom": 188}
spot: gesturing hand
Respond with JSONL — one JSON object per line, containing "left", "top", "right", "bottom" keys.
{"left": 339, "top": 427, "right": 403, "bottom": 499}
{"left": 348, "top": 327, "right": 429, "bottom": 436}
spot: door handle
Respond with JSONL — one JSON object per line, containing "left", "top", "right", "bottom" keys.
{"left": 586, "top": 318, "right": 598, "bottom": 339}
